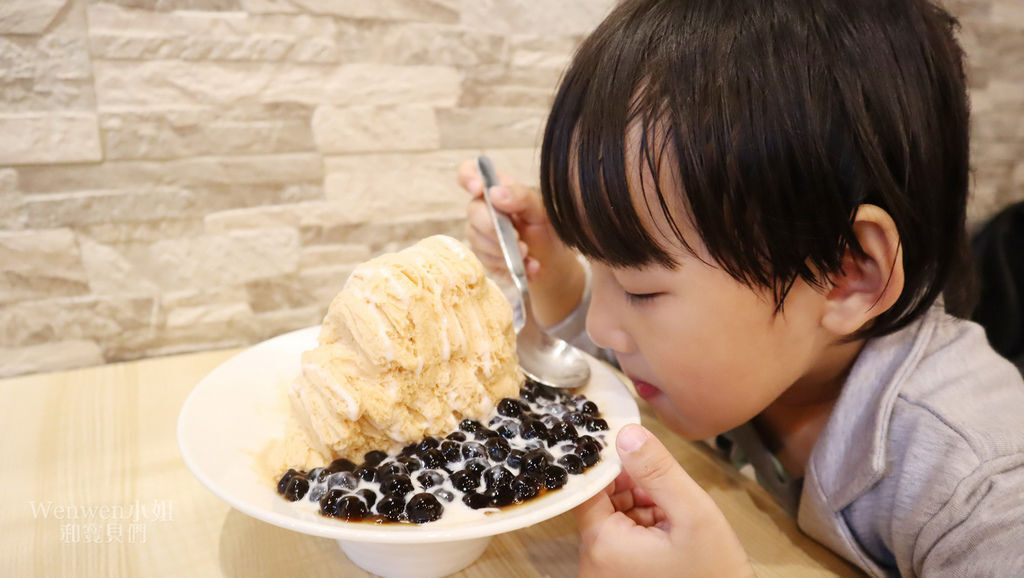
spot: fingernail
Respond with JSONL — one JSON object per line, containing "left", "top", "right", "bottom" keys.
{"left": 617, "top": 425, "right": 650, "bottom": 454}
{"left": 492, "top": 186, "right": 508, "bottom": 201}
{"left": 468, "top": 178, "right": 482, "bottom": 192}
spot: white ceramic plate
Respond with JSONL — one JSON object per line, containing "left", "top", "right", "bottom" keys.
{"left": 177, "top": 326, "right": 640, "bottom": 573}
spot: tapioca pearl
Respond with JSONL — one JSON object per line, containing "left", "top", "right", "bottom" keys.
{"left": 575, "top": 439, "right": 601, "bottom": 467}
{"left": 407, "top": 493, "right": 445, "bottom": 523}
{"left": 585, "top": 417, "right": 609, "bottom": 432}
{"left": 307, "top": 467, "right": 329, "bottom": 484}
{"left": 540, "top": 414, "right": 561, "bottom": 429}
{"left": 329, "top": 471, "right": 359, "bottom": 490}
{"left": 325, "top": 458, "right": 357, "bottom": 474}
{"left": 322, "top": 493, "right": 368, "bottom": 520}
{"left": 450, "top": 469, "right": 481, "bottom": 492}
{"left": 440, "top": 440, "right": 462, "bottom": 463}
{"left": 549, "top": 421, "right": 579, "bottom": 443}
{"left": 522, "top": 439, "right": 545, "bottom": 453}
{"left": 521, "top": 419, "right": 549, "bottom": 442}
{"left": 446, "top": 431, "right": 467, "bottom": 442}
{"left": 462, "top": 491, "right": 490, "bottom": 510}
{"left": 377, "top": 462, "right": 408, "bottom": 479}
{"left": 432, "top": 489, "right": 454, "bottom": 503}
{"left": 484, "top": 465, "right": 514, "bottom": 491}
{"left": 277, "top": 468, "right": 300, "bottom": 494}
{"left": 283, "top": 476, "right": 309, "bottom": 501}
{"left": 496, "top": 421, "right": 521, "bottom": 439}
{"left": 505, "top": 449, "right": 525, "bottom": 470}
{"left": 308, "top": 485, "right": 327, "bottom": 503}
{"left": 488, "top": 485, "right": 516, "bottom": 507}
{"left": 355, "top": 488, "right": 377, "bottom": 510}
{"left": 556, "top": 453, "right": 585, "bottom": 475}
{"left": 319, "top": 488, "right": 347, "bottom": 516}
{"left": 418, "top": 448, "right": 446, "bottom": 470}
{"left": 484, "top": 437, "right": 510, "bottom": 461}
{"left": 543, "top": 465, "right": 569, "bottom": 490}
{"left": 464, "top": 458, "right": 489, "bottom": 475}
{"left": 459, "top": 419, "right": 483, "bottom": 434}
{"left": 376, "top": 494, "right": 406, "bottom": 521}
{"left": 497, "top": 397, "right": 525, "bottom": 418}
{"left": 577, "top": 434, "right": 603, "bottom": 449}
{"left": 488, "top": 416, "right": 502, "bottom": 428}
{"left": 461, "top": 441, "right": 486, "bottom": 460}
{"left": 562, "top": 412, "right": 587, "bottom": 427}
{"left": 353, "top": 465, "right": 378, "bottom": 483}
{"left": 580, "top": 401, "right": 599, "bottom": 415}
{"left": 379, "top": 474, "right": 413, "bottom": 496}
{"left": 362, "top": 450, "right": 388, "bottom": 467}
{"left": 511, "top": 473, "right": 541, "bottom": 502}
{"left": 521, "top": 448, "right": 553, "bottom": 476}
{"left": 416, "top": 470, "right": 444, "bottom": 489}
{"left": 473, "top": 428, "right": 499, "bottom": 441}
{"left": 519, "top": 387, "right": 536, "bottom": 403}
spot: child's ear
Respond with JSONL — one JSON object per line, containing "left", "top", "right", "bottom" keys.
{"left": 821, "top": 204, "right": 905, "bottom": 336}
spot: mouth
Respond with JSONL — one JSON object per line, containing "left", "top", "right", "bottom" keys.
{"left": 630, "top": 379, "right": 661, "bottom": 400}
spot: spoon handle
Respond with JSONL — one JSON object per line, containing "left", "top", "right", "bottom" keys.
{"left": 476, "top": 156, "right": 530, "bottom": 297}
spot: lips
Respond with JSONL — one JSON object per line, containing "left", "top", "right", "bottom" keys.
{"left": 631, "top": 379, "right": 661, "bottom": 400}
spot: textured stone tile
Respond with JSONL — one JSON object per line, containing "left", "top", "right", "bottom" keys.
{"left": 15, "top": 153, "right": 323, "bottom": 193}
{"left": 251, "top": 306, "right": 322, "bottom": 341}
{"left": 0, "top": 229, "right": 89, "bottom": 304}
{"left": 299, "top": 215, "right": 465, "bottom": 251}
{"left": 246, "top": 275, "right": 315, "bottom": 312}
{"left": 459, "top": 0, "right": 614, "bottom": 36}
{"left": 322, "top": 150, "right": 471, "bottom": 220}
{"left": 334, "top": 21, "right": 505, "bottom": 68}
{"left": 0, "top": 0, "right": 69, "bottom": 35}
{"left": 165, "top": 301, "right": 253, "bottom": 328}
{"left": 0, "top": 170, "right": 25, "bottom": 230}
{"left": 93, "top": 60, "right": 462, "bottom": 109}
{"left": 459, "top": 65, "right": 565, "bottom": 108}
{"left": 23, "top": 188, "right": 198, "bottom": 228}
{"left": 96, "top": 0, "right": 241, "bottom": 10}
{"left": 87, "top": 4, "right": 338, "bottom": 63}
{"left": 436, "top": 107, "right": 547, "bottom": 149}
{"left": 478, "top": 147, "right": 541, "bottom": 189}
{"left": 312, "top": 105, "right": 440, "bottom": 153}
{"left": 78, "top": 236, "right": 161, "bottom": 294}
{"left": 0, "top": 340, "right": 104, "bottom": 378}
{"left": 299, "top": 244, "right": 372, "bottom": 270}
{"left": 0, "top": 294, "right": 155, "bottom": 348}
{"left": 241, "top": 0, "right": 459, "bottom": 22}
{"left": 137, "top": 228, "right": 300, "bottom": 291}
{"left": 298, "top": 264, "right": 357, "bottom": 306}
{"left": 0, "top": 113, "right": 102, "bottom": 165}
{"left": 100, "top": 107, "right": 315, "bottom": 160}
{"left": 162, "top": 286, "right": 249, "bottom": 309}
{"left": 74, "top": 219, "right": 205, "bottom": 245}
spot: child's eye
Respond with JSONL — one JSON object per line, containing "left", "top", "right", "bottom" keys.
{"left": 624, "top": 291, "right": 661, "bottom": 304}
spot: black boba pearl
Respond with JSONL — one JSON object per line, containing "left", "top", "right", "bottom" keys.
{"left": 440, "top": 440, "right": 462, "bottom": 463}
{"left": 459, "top": 419, "right": 483, "bottom": 433}
{"left": 406, "top": 492, "right": 444, "bottom": 523}
{"left": 433, "top": 489, "right": 454, "bottom": 503}
{"left": 577, "top": 434, "right": 603, "bottom": 448}
{"left": 325, "top": 458, "right": 357, "bottom": 474}
{"left": 461, "top": 441, "right": 486, "bottom": 460}
{"left": 540, "top": 415, "right": 561, "bottom": 429}
{"left": 446, "top": 431, "right": 467, "bottom": 442}
{"left": 380, "top": 474, "right": 413, "bottom": 496}
{"left": 563, "top": 412, "right": 587, "bottom": 427}
{"left": 534, "top": 383, "right": 558, "bottom": 400}
{"left": 484, "top": 466, "right": 514, "bottom": 491}
{"left": 417, "top": 437, "right": 440, "bottom": 452}
{"left": 329, "top": 471, "right": 359, "bottom": 490}
{"left": 519, "top": 387, "right": 536, "bottom": 403}
{"left": 464, "top": 458, "right": 489, "bottom": 475}
{"left": 354, "top": 465, "right": 378, "bottom": 483}
{"left": 307, "top": 467, "right": 328, "bottom": 483}
{"left": 319, "top": 488, "right": 347, "bottom": 517}
{"left": 488, "top": 416, "right": 502, "bottom": 427}
{"left": 355, "top": 488, "right": 377, "bottom": 510}
{"left": 450, "top": 469, "right": 481, "bottom": 492}
{"left": 521, "top": 419, "right": 549, "bottom": 441}
{"left": 376, "top": 494, "right": 406, "bottom": 521}
{"left": 580, "top": 401, "right": 599, "bottom": 415}
{"left": 543, "top": 465, "right": 568, "bottom": 490}
{"left": 575, "top": 439, "right": 602, "bottom": 467}
{"left": 419, "top": 448, "right": 446, "bottom": 469}
{"left": 586, "top": 417, "right": 609, "bottom": 432}
{"left": 308, "top": 485, "right": 326, "bottom": 503}
{"left": 497, "top": 397, "right": 524, "bottom": 418}
{"left": 505, "top": 449, "right": 525, "bottom": 470}
{"left": 397, "top": 455, "right": 422, "bottom": 473}
{"left": 378, "top": 462, "right": 408, "bottom": 479}
{"left": 511, "top": 473, "right": 541, "bottom": 502}
{"left": 549, "top": 421, "right": 579, "bottom": 443}
{"left": 416, "top": 470, "right": 444, "bottom": 489}
{"left": 283, "top": 476, "right": 309, "bottom": 501}
{"left": 362, "top": 450, "right": 388, "bottom": 467}
{"left": 488, "top": 485, "right": 516, "bottom": 507}
{"left": 462, "top": 491, "right": 490, "bottom": 510}
{"left": 484, "top": 437, "right": 510, "bottom": 462}
{"left": 524, "top": 440, "right": 545, "bottom": 452}
{"left": 400, "top": 442, "right": 418, "bottom": 456}
{"left": 521, "top": 449, "right": 553, "bottom": 475}
{"left": 277, "top": 468, "right": 299, "bottom": 495}
{"left": 557, "top": 454, "right": 585, "bottom": 475}
{"left": 496, "top": 422, "right": 521, "bottom": 439}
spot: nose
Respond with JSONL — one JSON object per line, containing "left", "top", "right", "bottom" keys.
{"left": 585, "top": 272, "right": 635, "bottom": 355}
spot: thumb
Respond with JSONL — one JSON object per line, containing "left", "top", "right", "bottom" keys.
{"left": 489, "top": 184, "right": 548, "bottom": 225}
{"left": 615, "top": 424, "right": 710, "bottom": 523}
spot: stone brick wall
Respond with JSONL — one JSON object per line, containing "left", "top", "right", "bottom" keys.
{"left": 1, "top": 0, "right": 1021, "bottom": 378}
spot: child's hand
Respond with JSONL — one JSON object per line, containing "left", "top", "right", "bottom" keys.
{"left": 575, "top": 424, "right": 756, "bottom": 578}
{"left": 456, "top": 159, "right": 586, "bottom": 327}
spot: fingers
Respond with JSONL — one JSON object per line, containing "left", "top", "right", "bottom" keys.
{"left": 457, "top": 159, "right": 483, "bottom": 198}
{"left": 615, "top": 424, "right": 709, "bottom": 525}
{"left": 574, "top": 486, "right": 618, "bottom": 545}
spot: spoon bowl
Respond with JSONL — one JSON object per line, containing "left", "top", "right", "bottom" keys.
{"left": 476, "top": 155, "right": 591, "bottom": 389}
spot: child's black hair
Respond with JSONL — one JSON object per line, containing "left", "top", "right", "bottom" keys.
{"left": 541, "top": 0, "right": 972, "bottom": 339}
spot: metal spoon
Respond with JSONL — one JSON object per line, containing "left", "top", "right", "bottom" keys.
{"left": 476, "top": 155, "right": 591, "bottom": 389}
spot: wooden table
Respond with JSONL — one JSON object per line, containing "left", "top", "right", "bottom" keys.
{"left": 1, "top": 347, "right": 860, "bottom": 577}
